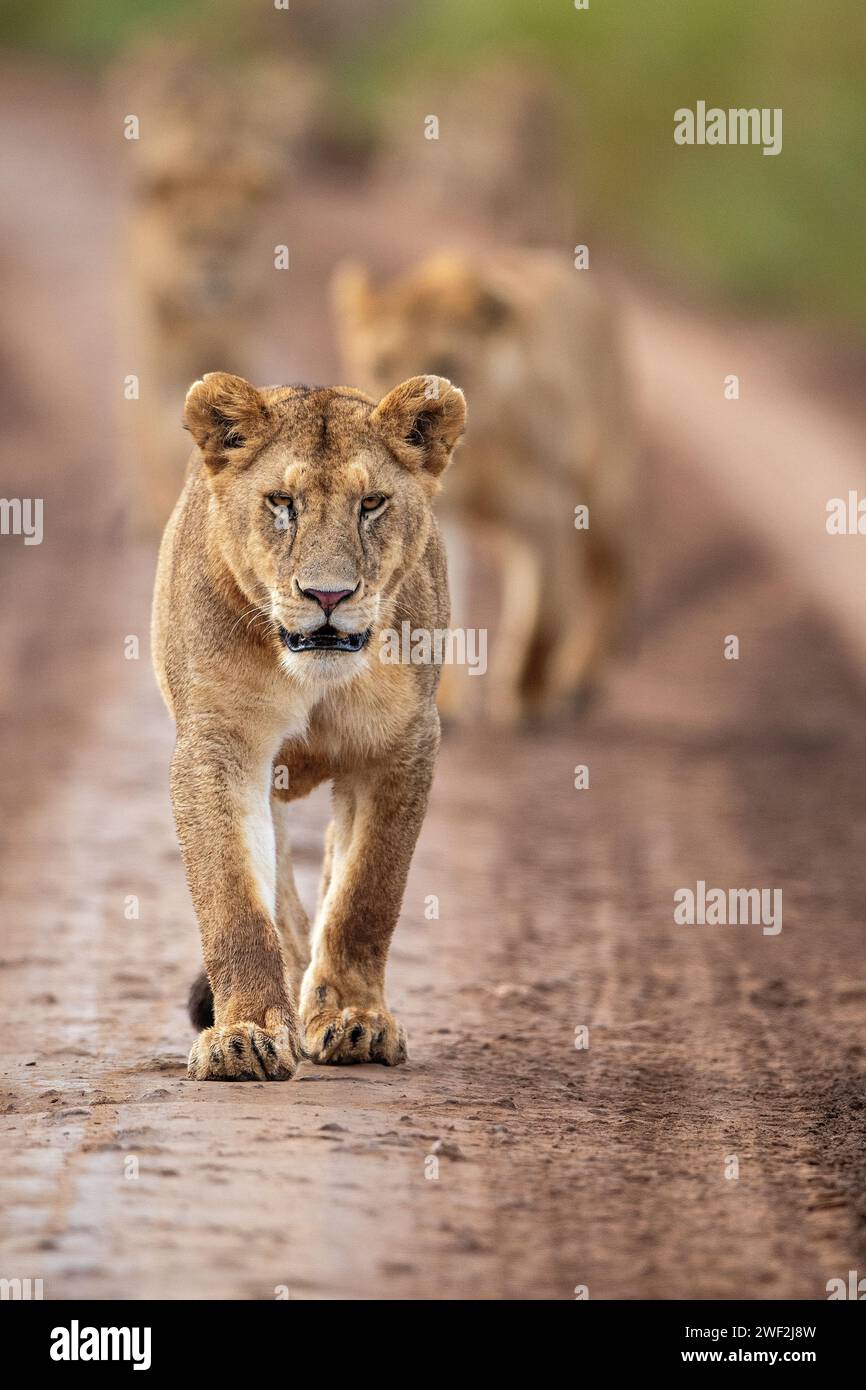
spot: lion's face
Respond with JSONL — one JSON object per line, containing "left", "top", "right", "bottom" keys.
{"left": 183, "top": 373, "right": 466, "bottom": 687}
{"left": 124, "top": 52, "right": 315, "bottom": 331}
{"left": 133, "top": 168, "right": 278, "bottom": 324}
{"left": 332, "top": 256, "right": 515, "bottom": 435}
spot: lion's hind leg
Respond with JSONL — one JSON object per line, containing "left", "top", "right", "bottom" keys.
{"left": 272, "top": 794, "right": 311, "bottom": 993}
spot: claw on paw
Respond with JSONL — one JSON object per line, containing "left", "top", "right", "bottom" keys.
{"left": 303, "top": 1006, "right": 407, "bottom": 1066}
{"left": 188, "top": 1021, "right": 299, "bottom": 1081}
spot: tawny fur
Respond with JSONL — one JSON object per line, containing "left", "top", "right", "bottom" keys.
{"left": 377, "top": 62, "right": 573, "bottom": 243}
{"left": 152, "top": 372, "right": 465, "bottom": 1080}
{"left": 332, "top": 249, "right": 635, "bottom": 725}
{"left": 114, "top": 43, "right": 319, "bottom": 535}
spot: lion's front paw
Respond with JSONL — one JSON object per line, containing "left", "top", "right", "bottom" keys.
{"left": 303, "top": 1006, "right": 407, "bottom": 1066}
{"left": 188, "top": 1021, "right": 300, "bottom": 1081}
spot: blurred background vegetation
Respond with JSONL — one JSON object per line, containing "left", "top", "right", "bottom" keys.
{"left": 2, "top": 0, "right": 863, "bottom": 331}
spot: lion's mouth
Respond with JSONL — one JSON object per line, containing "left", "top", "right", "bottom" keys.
{"left": 279, "top": 624, "right": 370, "bottom": 654}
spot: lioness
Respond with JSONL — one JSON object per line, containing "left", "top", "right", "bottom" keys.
{"left": 376, "top": 62, "right": 572, "bottom": 243}
{"left": 332, "top": 250, "right": 634, "bottom": 724}
{"left": 117, "top": 45, "right": 319, "bottom": 534}
{"left": 152, "top": 371, "right": 465, "bottom": 1079}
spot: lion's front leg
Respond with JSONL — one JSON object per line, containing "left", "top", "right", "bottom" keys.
{"left": 300, "top": 724, "right": 438, "bottom": 1066}
{"left": 172, "top": 723, "right": 301, "bottom": 1081}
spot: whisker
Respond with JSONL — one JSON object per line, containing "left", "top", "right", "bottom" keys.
{"left": 245, "top": 610, "right": 276, "bottom": 641}
{"left": 227, "top": 603, "right": 266, "bottom": 641}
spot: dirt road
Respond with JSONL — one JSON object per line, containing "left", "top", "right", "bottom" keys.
{"left": 2, "top": 66, "right": 866, "bottom": 1301}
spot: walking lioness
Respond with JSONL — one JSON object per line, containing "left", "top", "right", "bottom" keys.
{"left": 152, "top": 371, "right": 465, "bottom": 1079}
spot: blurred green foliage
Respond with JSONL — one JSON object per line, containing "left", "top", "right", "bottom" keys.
{"left": 0, "top": 0, "right": 190, "bottom": 62}
{"left": 2, "top": 0, "right": 863, "bottom": 329}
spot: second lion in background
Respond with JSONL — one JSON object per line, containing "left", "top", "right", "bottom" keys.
{"left": 332, "top": 250, "right": 635, "bottom": 726}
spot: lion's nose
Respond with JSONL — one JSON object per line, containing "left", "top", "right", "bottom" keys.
{"left": 301, "top": 586, "right": 356, "bottom": 617}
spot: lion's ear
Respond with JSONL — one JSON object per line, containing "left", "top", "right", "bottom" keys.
{"left": 371, "top": 375, "right": 466, "bottom": 479}
{"left": 183, "top": 373, "right": 271, "bottom": 465}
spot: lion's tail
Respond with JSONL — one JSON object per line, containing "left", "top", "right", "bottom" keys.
{"left": 187, "top": 969, "right": 214, "bottom": 1030}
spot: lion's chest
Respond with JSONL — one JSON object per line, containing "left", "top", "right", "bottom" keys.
{"left": 274, "top": 659, "right": 421, "bottom": 795}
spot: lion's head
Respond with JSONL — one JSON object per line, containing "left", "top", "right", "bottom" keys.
{"left": 183, "top": 372, "right": 466, "bottom": 686}
{"left": 331, "top": 254, "right": 518, "bottom": 437}
{"left": 122, "top": 48, "right": 318, "bottom": 332}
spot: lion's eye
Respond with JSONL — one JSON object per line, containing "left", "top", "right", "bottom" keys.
{"left": 360, "top": 494, "right": 386, "bottom": 515}
{"left": 266, "top": 493, "right": 296, "bottom": 523}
